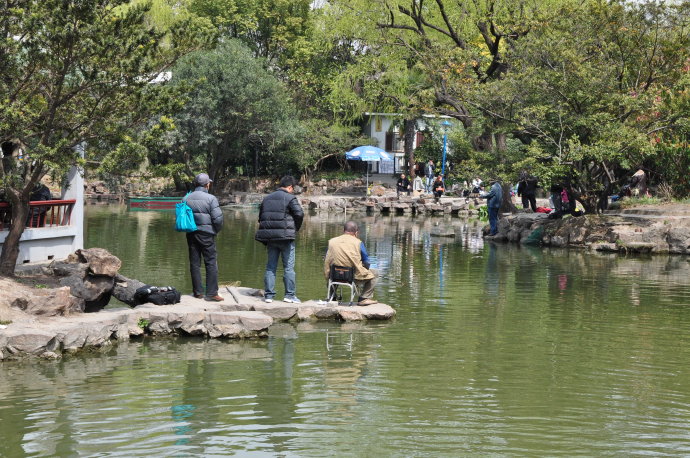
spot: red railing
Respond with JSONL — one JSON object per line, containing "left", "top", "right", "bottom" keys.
{"left": 0, "top": 199, "right": 76, "bottom": 231}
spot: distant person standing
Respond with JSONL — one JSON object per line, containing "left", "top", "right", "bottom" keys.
{"left": 255, "top": 176, "right": 304, "bottom": 303}
{"left": 185, "top": 173, "right": 224, "bottom": 301}
{"left": 630, "top": 169, "right": 648, "bottom": 197}
{"left": 517, "top": 171, "right": 539, "bottom": 212}
{"left": 412, "top": 174, "right": 424, "bottom": 197}
{"left": 425, "top": 160, "right": 434, "bottom": 194}
{"left": 482, "top": 178, "right": 503, "bottom": 236}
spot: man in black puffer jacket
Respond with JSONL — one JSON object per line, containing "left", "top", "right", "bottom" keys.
{"left": 185, "top": 173, "right": 224, "bottom": 301}
{"left": 255, "top": 176, "right": 304, "bottom": 303}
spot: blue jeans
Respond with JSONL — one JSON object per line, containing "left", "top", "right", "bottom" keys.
{"left": 425, "top": 176, "right": 433, "bottom": 193}
{"left": 264, "top": 241, "right": 296, "bottom": 299}
{"left": 488, "top": 207, "right": 499, "bottom": 235}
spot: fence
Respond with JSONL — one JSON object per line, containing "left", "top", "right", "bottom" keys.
{"left": 0, "top": 200, "right": 76, "bottom": 231}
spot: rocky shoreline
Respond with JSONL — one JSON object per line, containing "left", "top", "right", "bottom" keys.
{"left": 488, "top": 205, "right": 690, "bottom": 254}
{"left": 0, "top": 285, "right": 396, "bottom": 361}
{"left": 0, "top": 248, "right": 396, "bottom": 361}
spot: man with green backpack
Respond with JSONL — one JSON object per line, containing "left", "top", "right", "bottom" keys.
{"left": 183, "top": 173, "right": 224, "bottom": 301}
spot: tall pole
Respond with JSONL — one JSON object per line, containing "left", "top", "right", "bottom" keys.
{"left": 440, "top": 120, "right": 451, "bottom": 176}
{"left": 441, "top": 133, "right": 448, "bottom": 177}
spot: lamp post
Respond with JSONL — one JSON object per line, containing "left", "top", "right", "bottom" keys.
{"left": 440, "top": 120, "right": 451, "bottom": 176}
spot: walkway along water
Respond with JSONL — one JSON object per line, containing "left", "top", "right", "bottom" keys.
{"left": 0, "top": 278, "right": 395, "bottom": 361}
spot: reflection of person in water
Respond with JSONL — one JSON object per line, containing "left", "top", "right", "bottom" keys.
{"left": 485, "top": 242, "right": 499, "bottom": 299}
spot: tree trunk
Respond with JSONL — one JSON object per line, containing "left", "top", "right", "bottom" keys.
{"left": 0, "top": 193, "right": 30, "bottom": 276}
{"left": 473, "top": 130, "right": 494, "bottom": 152}
{"left": 403, "top": 118, "right": 416, "bottom": 177}
{"left": 494, "top": 133, "right": 507, "bottom": 152}
{"left": 500, "top": 183, "right": 518, "bottom": 214}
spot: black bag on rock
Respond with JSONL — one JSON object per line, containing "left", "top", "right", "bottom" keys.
{"left": 134, "top": 285, "right": 181, "bottom": 305}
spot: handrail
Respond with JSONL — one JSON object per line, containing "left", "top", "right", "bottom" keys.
{"left": 0, "top": 199, "right": 76, "bottom": 230}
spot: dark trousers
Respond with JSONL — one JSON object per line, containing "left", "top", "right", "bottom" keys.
{"left": 521, "top": 193, "right": 537, "bottom": 212}
{"left": 186, "top": 231, "right": 218, "bottom": 297}
{"left": 488, "top": 207, "right": 499, "bottom": 235}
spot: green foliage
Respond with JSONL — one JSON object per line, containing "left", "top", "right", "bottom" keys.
{"left": 137, "top": 318, "right": 150, "bottom": 329}
{"left": 619, "top": 196, "right": 663, "bottom": 208}
{"left": 188, "top": 0, "right": 312, "bottom": 66}
{"left": 0, "top": 0, "right": 211, "bottom": 272}
{"left": 285, "top": 119, "right": 368, "bottom": 178}
{"left": 412, "top": 133, "right": 442, "bottom": 165}
{"left": 168, "top": 39, "right": 299, "bottom": 180}
{"left": 478, "top": 205, "right": 489, "bottom": 221}
{"left": 313, "top": 170, "right": 361, "bottom": 181}
{"left": 0, "top": 320, "right": 11, "bottom": 326}
{"left": 462, "top": 0, "right": 690, "bottom": 207}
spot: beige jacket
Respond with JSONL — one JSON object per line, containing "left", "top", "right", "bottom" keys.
{"left": 324, "top": 233, "right": 375, "bottom": 281}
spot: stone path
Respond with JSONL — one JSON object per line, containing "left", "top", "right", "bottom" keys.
{"left": 604, "top": 203, "right": 690, "bottom": 220}
{"left": 0, "top": 285, "right": 395, "bottom": 361}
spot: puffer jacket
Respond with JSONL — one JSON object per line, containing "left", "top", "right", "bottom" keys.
{"left": 185, "top": 186, "right": 223, "bottom": 235}
{"left": 517, "top": 176, "right": 539, "bottom": 196}
{"left": 485, "top": 182, "right": 503, "bottom": 209}
{"left": 255, "top": 188, "right": 304, "bottom": 244}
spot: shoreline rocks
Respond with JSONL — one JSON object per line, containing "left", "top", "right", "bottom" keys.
{"left": 487, "top": 210, "right": 690, "bottom": 255}
{"left": 0, "top": 280, "right": 396, "bottom": 361}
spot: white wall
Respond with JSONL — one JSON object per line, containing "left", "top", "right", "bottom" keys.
{"left": 0, "top": 148, "right": 84, "bottom": 265}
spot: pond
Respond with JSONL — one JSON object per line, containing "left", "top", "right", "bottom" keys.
{"left": 2, "top": 204, "right": 690, "bottom": 456}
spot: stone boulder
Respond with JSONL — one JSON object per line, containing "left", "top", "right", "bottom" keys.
{"left": 49, "top": 248, "right": 123, "bottom": 313}
{"left": 76, "top": 248, "right": 122, "bottom": 277}
{"left": 112, "top": 274, "right": 147, "bottom": 306}
{"left": 0, "top": 278, "right": 83, "bottom": 317}
{"left": 667, "top": 227, "right": 690, "bottom": 254}
{"left": 370, "top": 185, "right": 387, "bottom": 197}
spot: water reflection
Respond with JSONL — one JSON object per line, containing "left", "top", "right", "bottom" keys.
{"left": 2, "top": 206, "right": 690, "bottom": 455}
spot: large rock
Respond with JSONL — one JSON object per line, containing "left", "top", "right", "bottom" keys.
{"left": 13, "top": 286, "right": 83, "bottom": 316}
{"left": 1, "top": 277, "right": 83, "bottom": 317}
{"left": 112, "top": 274, "right": 147, "bottom": 306}
{"left": 370, "top": 185, "right": 387, "bottom": 197}
{"left": 667, "top": 228, "right": 690, "bottom": 254}
{"left": 76, "top": 248, "right": 122, "bottom": 277}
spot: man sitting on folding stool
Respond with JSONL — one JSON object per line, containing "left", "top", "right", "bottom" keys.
{"left": 324, "top": 221, "right": 378, "bottom": 306}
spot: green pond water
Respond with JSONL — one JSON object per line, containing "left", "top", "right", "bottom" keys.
{"left": 2, "top": 203, "right": 690, "bottom": 456}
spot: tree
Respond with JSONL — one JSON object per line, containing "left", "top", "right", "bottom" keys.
{"left": 324, "top": 0, "right": 553, "bottom": 150}
{"left": 322, "top": 6, "right": 439, "bottom": 176}
{"left": 187, "top": 0, "right": 313, "bottom": 66}
{"left": 482, "top": 0, "right": 690, "bottom": 211}
{"left": 286, "top": 119, "right": 368, "bottom": 182}
{"left": 0, "top": 0, "right": 210, "bottom": 275}
{"left": 169, "top": 39, "right": 299, "bottom": 181}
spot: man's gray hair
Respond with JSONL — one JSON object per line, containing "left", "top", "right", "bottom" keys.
{"left": 343, "top": 221, "right": 359, "bottom": 233}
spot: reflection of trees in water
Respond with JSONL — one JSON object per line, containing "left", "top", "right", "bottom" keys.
{"left": 0, "top": 339, "right": 273, "bottom": 456}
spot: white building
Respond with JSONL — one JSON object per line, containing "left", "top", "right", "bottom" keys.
{"left": 361, "top": 113, "right": 453, "bottom": 174}
{"left": 0, "top": 157, "right": 84, "bottom": 266}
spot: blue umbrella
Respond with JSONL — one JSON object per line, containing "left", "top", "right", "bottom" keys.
{"left": 345, "top": 146, "right": 393, "bottom": 189}
{"left": 346, "top": 145, "right": 394, "bottom": 162}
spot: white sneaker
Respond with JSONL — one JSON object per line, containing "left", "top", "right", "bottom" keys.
{"left": 283, "top": 296, "right": 301, "bottom": 304}
{"left": 264, "top": 298, "right": 273, "bottom": 303}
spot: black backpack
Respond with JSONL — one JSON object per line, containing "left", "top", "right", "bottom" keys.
{"left": 134, "top": 285, "right": 181, "bottom": 306}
